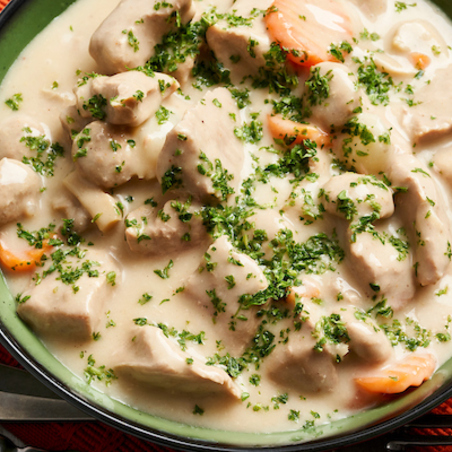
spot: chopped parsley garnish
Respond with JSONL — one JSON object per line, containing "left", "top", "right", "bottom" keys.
{"left": 154, "top": 1, "right": 173, "bottom": 10}
{"left": 122, "top": 29, "right": 139, "bottom": 52}
{"left": 84, "top": 354, "right": 117, "bottom": 386}
{"left": 5, "top": 93, "right": 23, "bottom": 111}
{"left": 17, "top": 223, "right": 60, "bottom": 249}
{"left": 138, "top": 293, "right": 153, "bottom": 305}
{"left": 106, "top": 271, "right": 117, "bottom": 286}
{"left": 83, "top": 95, "right": 107, "bottom": 120}
{"left": 353, "top": 57, "right": 394, "bottom": 105}
{"left": 206, "top": 288, "right": 226, "bottom": 318}
{"left": 234, "top": 119, "right": 263, "bottom": 144}
{"left": 305, "top": 67, "right": 332, "bottom": 107}
{"left": 197, "top": 152, "right": 234, "bottom": 201}
{"left": 161, "top": 165, "right": 183, "bottom": 194}
{"left": 329, "top": 41, "right": 353, "bottom": 63}
{"left": 229, "top": 87, "right": 251, "bottom": 109}
{"left": 395, "top": 2, "right": 417, "bottom": 12}
{"left": 193, "top": 405, "right": 204, "bottom": 415}
{"left": 313, "top": 314, "right": 350, "bottom": 354}
{"left": 271, "top": 393, "right": 288, "bottom": 409}
{"left": 381, "top": 318, "right": 430, "bottom": 351}
{"left": 15, "top": 293, "right": 31, "bottom": 304}
{"left": 154, "top": 259, "right": 174, "bottom": 279}
{"left": 389, "top": 236, "right": 410, "bottom": 261}
{"left": 360, "top": 29, "right": 380, "bottom": 41}
{"left": 73, "top": 128, "right": 91, "bottom": 161}
{"left": 20, "top": 130, "right": 65, "bottom": 176}
{"left": 155, "top": 105, "right": 173, "bottom": 124}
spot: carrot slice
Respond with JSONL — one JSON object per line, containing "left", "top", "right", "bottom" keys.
{"left": 268, "top": 115, "right": 331, "bottom": 148}
{"left": 355, "top": 354, "right": 436, "bottom": 394}
{"left": 0, "top": 240, "right": 53, "bottom": 272}
{"left": 265, "top": 0, "right": 353, "bottom": 67}
{"left": 410, "top": 52, "right": 431, "bottom": 70}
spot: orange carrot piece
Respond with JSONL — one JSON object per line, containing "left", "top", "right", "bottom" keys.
{"left": 410, "top": 52, "right": 431, "bottom": 70}
{"left": 265, "top": 0, "right": 353, "bottom": 67}
{"left": 0, "top": 240, "right": 53, "bottom": 272}
{"left": 268, "top": 115, "right": 331, "bottom": 148}
{"left": 355, "top": 354, "right": 436, "bottom": 394}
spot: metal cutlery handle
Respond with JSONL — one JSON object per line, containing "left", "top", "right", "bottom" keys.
{"left": 0, "top": 364, "right": 93, "bottom": 422}
{"left": 0, "top": 391, "right": 93, "bottom": 422}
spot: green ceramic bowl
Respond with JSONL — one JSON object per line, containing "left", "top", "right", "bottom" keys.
{"left": 1, "top": 1, "right": 452, "bottom": 450}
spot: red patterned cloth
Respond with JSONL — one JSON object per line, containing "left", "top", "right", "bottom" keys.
{"left": 2, "top": 1, "right": 452, "bottom": 451}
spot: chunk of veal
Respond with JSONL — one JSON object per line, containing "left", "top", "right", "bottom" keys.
{"left": 397, "top": 67, "right": 452, "bottom": 144}
{"left": 60, "top": 105, "right": 92, "bottom": 139}
{"left": 125, "top": 199, "right": 209, "bottom": 255}
{"left": 345, "top": 228, "right": 416, "bottom": 307}
{"left": 0, "top": 159, "right": 41, "bottom": 226}
{"left": 389, "top": 155, "right": 451, "bottom": 286}
{"left": 17, "top": 250, "right": 118, "bottom": 341}
{"left": 63, "top": 172, "right": 121, "bottom": 233}
{"left": 74, "top": 72, "right": 178, "bottom": 127}
{"left": 433, "top": 150, "right": 452, "bottom": 188}
{"left": 266, "top": 336, "right": 339, "bottom": 393}
{"left": 72, "top": 121, "right": 147, "bottom": 190}
{"left": 206, "top": 0, "right": 273, "bottom": 80}
{"left": 184, "top": 236, "right": 268, "bottom": 355}
{"left": 0, "top": 115, "right": 49, "bottom": 161}
{"left": 114, "top": 327, "right": 241, "bottom": 398}
{"left": 170, "top": 58, "right": 195, "bottom": 87}
{"left": 341, "top": 310, "right": 393, "bottom": 364}
{"left": 265, "top": 300, "right": 345, "bottom": 394}
{"left": 51, "top": 192, "right": 91, "bottom": 233}
{"left": 323, "top": 173, "right": 394, "bottom": 222}
{"left": 89, "top": 0, "right": 195, "bottom": 74}
{"left": 309, "top": 62, "right": 361, "bottom": 130}
{"left": 156, "top": 88, "right": 243, "bottom": 203}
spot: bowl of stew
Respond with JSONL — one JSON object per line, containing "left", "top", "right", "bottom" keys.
{"left": 1, "top": 0, "right": 452, "bottom": 450}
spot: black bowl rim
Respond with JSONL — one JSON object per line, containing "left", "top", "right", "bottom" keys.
{"left": 2, "top": 0, "right": 452, "bottom": 450}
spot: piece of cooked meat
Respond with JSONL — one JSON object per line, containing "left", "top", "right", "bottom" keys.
{"left": 0, "top": 158, "right": 41, "bottom": 226}
{"left": 74, "top": 72, "right": 178, "bottom": 127}
{"left": 125, "top": 199, "right": 209, "bottom": 255}
{"left": 156, "top": 87, "right": 243, "bottom": 204}
{"left": 89, "top": 0, "right": 195, "bottom": 74}
{"left": 114, "top": 327, "right": 241, "bottom": 398}
{"left": 184, "top": 235, "right": 269, "bottom": 356}
{"left": 17, "top": 250, "right": 119, "bottom": 342}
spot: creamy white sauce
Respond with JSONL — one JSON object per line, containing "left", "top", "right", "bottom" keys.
{"left": 0, "top": 0, "right": 452, "bottom": 435}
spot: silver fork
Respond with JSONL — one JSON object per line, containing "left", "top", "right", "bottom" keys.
{"left": 0, "top": 364, "right": 93, "bottom": 422}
